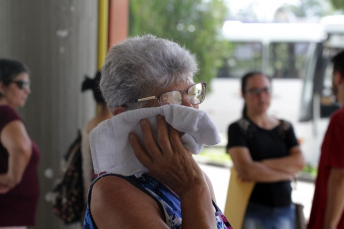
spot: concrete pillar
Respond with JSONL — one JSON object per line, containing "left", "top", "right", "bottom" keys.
{"left": 0, "top": 1, "right": 98, "bottom": 228}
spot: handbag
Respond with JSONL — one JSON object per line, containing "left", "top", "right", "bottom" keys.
{"left": 51, "top": 131, "right": 85, "bottom": 224}
{"left": 294, "top": 202, "right": 306, "bottom": 229}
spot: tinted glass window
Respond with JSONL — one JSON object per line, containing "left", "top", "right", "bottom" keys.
{"left": 217, "top": 42, "right": 262, "bottom": 78}
{"left": 268, "top": 42, "right": 309, "bottom": 79}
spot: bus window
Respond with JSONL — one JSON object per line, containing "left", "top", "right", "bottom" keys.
{"left": 268, "top": 42, "right": 309, "bottom": 79}
{"left": 320, "top": 57, "right": 340, "bottom": 117}
{"left": 217, "top": 42, "right": 262, "bottom": 78}
{"left": 321, "top": 62, "right": 334, "bottom": 104}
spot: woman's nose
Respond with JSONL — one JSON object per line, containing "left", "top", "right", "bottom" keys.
{"left": 24, "top": 87, "right": 31, "bottom": 94}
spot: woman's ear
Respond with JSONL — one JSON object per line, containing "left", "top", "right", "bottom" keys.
{"left": 0, "top": 82, "right": 5, "bottom": 95}
{"left": 113, "top": 106, "right": 127, "bottom": 116}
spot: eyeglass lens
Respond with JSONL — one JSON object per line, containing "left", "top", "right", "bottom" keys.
{"left": 247, "top": 87, "right": 271, "bottom": 95}
{"left": 159, "top": 83, "right": 205, "bottom": 105}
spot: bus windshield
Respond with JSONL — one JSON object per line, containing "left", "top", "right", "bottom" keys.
{"left": 218, "top": 41, "right": 310, "bottom": 79}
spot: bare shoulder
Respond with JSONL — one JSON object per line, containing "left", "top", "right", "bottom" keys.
{"left": 0, "top": 120, "right": 31, "bottom": 152}
{"left": 86, "top": 118, "right": 98, "bottom": 134}
{"left": 91, "top": 175, "right": 169, "bottom": 229}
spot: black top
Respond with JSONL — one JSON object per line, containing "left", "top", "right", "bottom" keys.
{"left": 226, "top": 117, "right": 299, "bottom": 207}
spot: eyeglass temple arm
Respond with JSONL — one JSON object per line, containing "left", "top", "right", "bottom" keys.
{"left": 137, "top": 96, "right": 157, "bottom": 102}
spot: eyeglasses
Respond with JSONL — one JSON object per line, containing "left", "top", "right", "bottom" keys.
{"left": 10, "top": 80, "right": 30, "bottom": 90}
{"left": 245, "top": 87, "right": 271, "bottom": 96}
{"left": 134, "top": 82, "right": 206, "bottom": 106}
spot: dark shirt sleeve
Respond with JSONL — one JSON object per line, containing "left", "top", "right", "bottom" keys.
{"left": 0, "top": 105, "right": 22, "bottom": 133}
{"left": 285, "top": 122, "right": 299, "bottom": 150}
{"left": 226, "top": 122, "right": 248, "bottom": 151}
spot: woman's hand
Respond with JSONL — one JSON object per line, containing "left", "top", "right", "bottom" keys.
{"left": 129, "top": 115, "right": 217, "bottom": 228}
{"left": 0, "top": 181, "right": 11, "bottom": 194}
{"left": 129, "top": 115, "right": 206, "bottom": 196}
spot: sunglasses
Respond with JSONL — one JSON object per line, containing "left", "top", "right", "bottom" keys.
{"left": 134, "top": 82, "right": 207, "bottom": 106}
{"left": 10, "top": 80, "right": 30, "bottom": 90}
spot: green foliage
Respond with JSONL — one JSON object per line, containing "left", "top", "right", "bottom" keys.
{"left": 198, "top": 146, "right": 231, "bottom": 165}
{"left": 331, "top": 0, "right": 344, "bottom": 10}
{"left": 302, "top": 164, "right": 318, "bottom": 177}
{"left": 283, "top": 0, "right": 338, "bottom": 18}
{"left": 129, "top": 0, "right": 229, "bottom": 86}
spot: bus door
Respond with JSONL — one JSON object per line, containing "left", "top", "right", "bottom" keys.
{"left": 299, "top": 33, "right": 344, "bottom": 165}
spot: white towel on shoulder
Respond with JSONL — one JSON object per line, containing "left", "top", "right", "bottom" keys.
{"left": 90, "top": 104, "right": 220, "bottom": 176}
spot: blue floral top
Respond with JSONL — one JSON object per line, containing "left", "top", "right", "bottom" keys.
{"left": 83, "top": 173, "right": 232, "bottom": 229}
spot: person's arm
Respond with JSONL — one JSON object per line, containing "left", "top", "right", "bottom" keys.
{"left": 228, "top": 147, "right": 293, "bottom": 182}
{"left": 81, "top": 126, "right": 92, "bottom": 201}
{"left": 91, "top": 175, "right": 171, "bottom": 229}
{"left": 0, "top": 120, "right": 32, "bottom": 192}
{"left": 261, "top": 145, "right": 305, "bottom": 175}
{"left": 323, "top": 167, "right": 344, "bottom": 229}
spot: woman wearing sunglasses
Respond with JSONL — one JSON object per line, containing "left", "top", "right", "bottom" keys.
{"left": 83, "top": 35, "right": 232, "bottom": 229}
{"left": 0, "top": 59, "right": 40, "bottom": 228}
{"left": 227, "top": 71, "right": 305, "bottom": 229}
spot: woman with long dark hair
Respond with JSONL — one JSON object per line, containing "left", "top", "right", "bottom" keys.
{"left": 81, "top": 71, "right": 112, "bottom": 204}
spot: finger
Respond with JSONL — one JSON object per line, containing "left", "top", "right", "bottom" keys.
{"left": 169, "top": 126, "right": 189, "bottom": 155}
{"left": 129, "top": 132, "right": 153, "bottom": 167}
{"left": 157, "top": 115, "right": 173, "bottom": 156}
{"left": 139, "top": 119, "right": 163, "bottom": 158}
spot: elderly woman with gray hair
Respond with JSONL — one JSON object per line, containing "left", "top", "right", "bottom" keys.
{"left": 82, "top": 35, "right": 232, "bottom": 229}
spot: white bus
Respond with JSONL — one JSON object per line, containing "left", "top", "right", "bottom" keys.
{"left": 200, "top": 18, "right": 344, "bottom": 166}
{"left": 299, "top": 16, "right": 344, "bottom": 165}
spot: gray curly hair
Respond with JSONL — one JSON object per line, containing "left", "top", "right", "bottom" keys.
{"left": 100, "top": 34, "right": 199, "bottom": 112}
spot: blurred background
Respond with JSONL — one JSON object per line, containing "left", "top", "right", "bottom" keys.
{"left": 0, "top": 0, "right": 343, "bottom": 228}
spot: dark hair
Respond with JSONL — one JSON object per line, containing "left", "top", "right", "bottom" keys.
{"left": 81, "top": 71, "right": 105, "bottom": 104}
{"left": 331, "top": 50, "right": 344, "bottom": 77}
{"left": 241, "top": 71, "right": 271, "bottom": 117}
{"left": 0, "top": 59, "right": 29, "bottom": 85}
{"left": 0, "top": 59, "right": 29, "bottom": 97}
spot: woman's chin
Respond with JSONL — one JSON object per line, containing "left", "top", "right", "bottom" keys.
{"left": 18, "top": 101, "right": 26, "bottom": 108}
{"left": 255, "top": 107, "right": 269, "bottom": 115}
